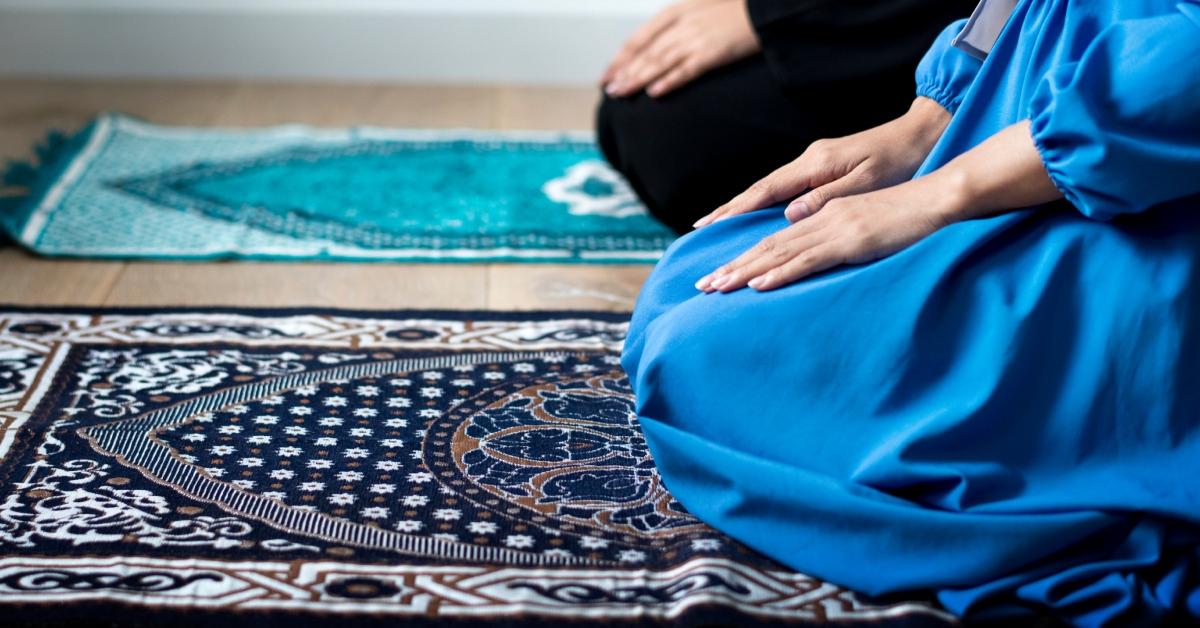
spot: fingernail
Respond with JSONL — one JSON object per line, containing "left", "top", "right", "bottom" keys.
{"left": 694, "top": 275, "right": 711, "bottom": 291}
{"left": 605, "top": 82, "right": 622, "bottom": 96}
{"left": 748, "top": 276, "right": 766, "bottom": 290}
{"left": 712, "top": 266, "right": 729, "bottom": 277}
{"left": 785, "top": 200, "right": 810, "bottom": 220}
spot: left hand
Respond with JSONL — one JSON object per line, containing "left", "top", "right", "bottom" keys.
{"left": 695, "top": 176, "right": 953, "bottom": 293}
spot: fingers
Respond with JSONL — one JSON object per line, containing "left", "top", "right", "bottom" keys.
{"left": 692, "top": 172, "right": 957, "bottom": 293}
{"left": 601, "top": 51, "right": 633, "bottom": 87}
{"left": 693, "top": 161, "right": 815, "bottom": 228}
{"left": 603, "top": 45, "right": 648, "bottom": 91}
{"left": 784, "top": 162, "right": 874, "bottom": 221}
{"left": 627, "top": 7, "right": 680, "bottom": 52}
{"left": 603, "top": 8, "right": 680, "bottom": 90}
{"left": 607, "top": 36, "right": 686, "bottom": 97}
{"left": 695, "top": 219, "right": 830, "bottom": 292}
{"left": 692, "top": 184, "right": 775, "bottom": 229}
{"left": 646, "top": 59, "right": 702, "bottom": 97}
{"left": 747, "top": 241, "right": 846, "bottom": 291}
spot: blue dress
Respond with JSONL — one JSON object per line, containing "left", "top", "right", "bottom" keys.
{"left": 621, "top": 1, "right": 1200, "bottom": 625}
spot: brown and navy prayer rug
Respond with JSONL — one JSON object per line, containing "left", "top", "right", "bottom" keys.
{"left": 0, "top": 307, "right": 953, "bottom": 627}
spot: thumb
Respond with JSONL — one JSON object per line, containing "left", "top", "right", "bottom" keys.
{"left": 784, "top": 167, "right": 872, "bottom": 221}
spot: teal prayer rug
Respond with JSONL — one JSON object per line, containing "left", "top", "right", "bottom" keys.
{"left": 0, "top": 114, "right": 674, "bottom": 263}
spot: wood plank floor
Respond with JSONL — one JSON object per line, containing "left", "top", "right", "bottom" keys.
{"left": 0, "top": 80, "right": 651, "bottom": 311}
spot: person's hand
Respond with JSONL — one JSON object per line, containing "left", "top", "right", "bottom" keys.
{"left": 693, "top": 97, "right": 952, "bottom": 228}
{"left": 695, "top": 175, "right": 953, "bottom": 292}
{"left": 695, "top": 121, "right": 1063, "bottom": 293}
{"left": 601, "top": 0, "right": 761, "bottom": 98}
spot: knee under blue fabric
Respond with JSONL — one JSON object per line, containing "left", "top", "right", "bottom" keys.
{"left": 622, "top": 1, "right": 1200, "bottom": 625}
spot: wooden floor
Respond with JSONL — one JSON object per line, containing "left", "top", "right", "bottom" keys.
{"left": 0, "top": 80, "right": 652, "bottom": 311}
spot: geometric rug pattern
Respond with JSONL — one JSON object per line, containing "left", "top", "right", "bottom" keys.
{"left": 0, "top": 307, "right": 952, "bottom": 626}
{"left": 0, "top": 115, "right": 675, "bottom": 263}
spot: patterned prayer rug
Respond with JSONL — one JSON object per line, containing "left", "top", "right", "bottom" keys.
{"left": 0, "top": 114, "right": 674, "bottom": 263}
{"left": 0, "top": 307, "right": 954, "bottom": 627}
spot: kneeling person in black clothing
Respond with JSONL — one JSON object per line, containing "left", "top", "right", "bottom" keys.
{"left": 596, "top": 0, "right": 974, "bottom": 234}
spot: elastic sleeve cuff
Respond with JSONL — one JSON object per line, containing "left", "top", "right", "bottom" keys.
{"left": 1027, "top": 85, "right": 1086, "bottom": 219}
{"left": 915, "top": 82, "right": 965, "bottom": 115}
{"left": 1026, "top": 63, "right": 1121, "bottom": 221}
{"left": 913, "top": 19, "right": 982, "bottom": 117}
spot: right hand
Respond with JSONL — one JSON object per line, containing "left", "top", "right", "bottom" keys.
{"left": 601, "top": 0, "right": 761, "bottom": 98}
{"left": 694, "top": 97, "right": 953, "bottom": 228}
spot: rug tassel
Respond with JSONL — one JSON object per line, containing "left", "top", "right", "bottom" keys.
{"left": 2, "top": 161, "right": 38, "bottom": 189}
{"left": 1, "top": 129, "right": 74, "bottom": 215}
{"left": 34, "top": 131, "right": 69, "bottom": 166}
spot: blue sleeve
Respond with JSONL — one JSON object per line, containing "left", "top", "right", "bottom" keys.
{"left": 914, "top": 19, "right": 984, "bottom": 115}
{"left": 1029, "top": 4, "right": 1200, "bottom": 220}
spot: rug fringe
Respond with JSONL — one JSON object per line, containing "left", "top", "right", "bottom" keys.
{"left": 1, "top": 128, "right": 84, "bottom": 239}
{"left": 2, "top": 130, "right": 70, "bottom": 190}
{"left": 0, "top": 197, "right": 16, "bottom": 243}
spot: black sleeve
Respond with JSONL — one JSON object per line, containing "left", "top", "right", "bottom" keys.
{"left": 746, "top": 0, "right": 978, "bottom": 89}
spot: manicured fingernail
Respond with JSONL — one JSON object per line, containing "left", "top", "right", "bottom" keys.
{"left": 785, "top": 200, "right": 810, "bottom": 220}
{"left": 607, "top": 75, "right": 630, "bottom": 94}
{"left": 694, "top": 275, "right": 711, "bottom": 291}
{"left": 605, "top": 82, "right": 622, "bottom": 96}
{"left": 748, "top": 276, "right": 766, "bottom": 290}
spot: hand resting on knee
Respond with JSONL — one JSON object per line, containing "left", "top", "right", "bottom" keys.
{"left": 695, "top": 96, "right": 952, "bottom": 228}
{"left": 694, "top": 120, "right": 1062, "bottom": 293}
{"left": 601, "top": 0, "right": 762, "bottom": 98}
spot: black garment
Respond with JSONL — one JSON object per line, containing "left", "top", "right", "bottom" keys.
{"left": 596, "top": 0, "right": 976, "bottom": 233}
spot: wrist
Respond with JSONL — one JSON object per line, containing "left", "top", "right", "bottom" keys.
{"left": 923, "top": 161, "right": 975, "bottom": 226}
{"left": 900, "top": 97, "right": 952, "bottom": 148}
{"left": 881, "top": 97, "right": 951, "bottom": 175}
{"left": 907, "top": 96, "right": 951, "bottom": 125}
{"left": 735, "top": 0, "right": 763, "bottom": 54}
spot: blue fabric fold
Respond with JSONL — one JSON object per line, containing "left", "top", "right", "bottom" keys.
{"left": 1027, "top": 6, "right": 1200, "bottom": 220}
{"left": 915, "top": 20, "right": 983, "bottom": 114}
{"left": 623, "top": 0, "right": 1200, "bottom": 625}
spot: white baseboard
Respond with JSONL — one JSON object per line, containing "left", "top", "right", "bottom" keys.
{"left": 0, "top": 0, "right": 669, "bottom": 85}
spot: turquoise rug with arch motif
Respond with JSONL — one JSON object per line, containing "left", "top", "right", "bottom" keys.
{"left": 0, "top": 114, "right": 674, "bottom": 263}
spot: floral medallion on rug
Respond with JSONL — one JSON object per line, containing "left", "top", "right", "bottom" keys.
{"left": 0, "top": 307, "right": 952, "bottom": 627}
{"left": 0, "top": 115, "right": 675, "bottom": 263}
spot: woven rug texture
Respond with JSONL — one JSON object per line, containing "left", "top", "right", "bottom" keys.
{"left": 0, "top": 307, "right": 953, "bottom": 627}
{"left": 0, "top": 115, "right": 675, "bottom": 263}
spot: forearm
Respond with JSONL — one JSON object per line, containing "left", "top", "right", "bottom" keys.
{"left": 928, "top": 120, "right": 1063, "bottom": 224}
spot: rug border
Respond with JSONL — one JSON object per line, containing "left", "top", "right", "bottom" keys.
{"left": 0, "top": 597, "right": 956, "bottom": 628}
{"left": 0, "top": 119, "right": 100, "bottom": 247}
{"left": 1, "top": 112, "right": 674, "bottom": 265}
{"left": 0, "top": 305, "right": 963, "bottom": 628}
{"left": 0, "top": 305, "right": 632, "bottom": 322}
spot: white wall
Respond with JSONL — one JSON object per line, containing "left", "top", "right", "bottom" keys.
{"left": 0, "top": 0, "right": 671, "bottom": 85}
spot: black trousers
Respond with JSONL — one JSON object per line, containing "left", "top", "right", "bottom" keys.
{"left": 596, "top": 55, "right": 917, "bottom": 234}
